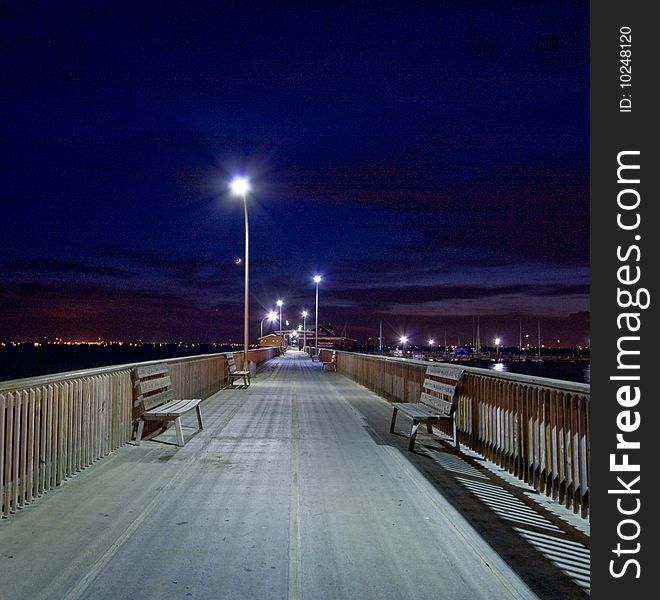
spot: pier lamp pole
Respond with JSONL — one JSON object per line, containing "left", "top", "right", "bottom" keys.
{"left": 302, "top": 311, "right": 308, "bottom": 350}
{"left": 495, "top": 337, "right": 501, "bottom": 357}
{"left": 276, "top": 299, "right": 284, "bottom": 333}
{"left": 313, "top": 275, "right": 321, "bottom": 356}
{"left": 400, "top": 336, "right": 408, "bottom": 357}
{"left": 260, "top": 310, "right": 277, "bottom": 338}
{"left": 230, "top": 176, "right": 251, "bottom": 371}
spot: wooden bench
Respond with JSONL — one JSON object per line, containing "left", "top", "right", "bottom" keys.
{"left": 133, "top": 364, "right": 204, "bottom": 447}
{"left": 225, "top": 353, "right": 251, "bottom": 387}
{"left": 322, "top": 351, "right": 337, "bottom": 371}
{"left": 389, "top": 364, "right": 464, "bottom": 451}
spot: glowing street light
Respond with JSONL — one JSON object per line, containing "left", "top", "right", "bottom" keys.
{"left": 301, "top": 310, "right": 308, "bottom": 350}
{"left": 260, "top": 310, "right": 278, "bottom": 338}
{"left": 495, "top": 337, "right": 501, "bottom": 356}
{"left": 400, "top": 335, "right": 408, "bottom": 356}
{"left": 276, "top": 299, "right": 284, "bottom": 330}
{"left": 230, "top": 176, "right": 251, "bottom": 371}
{"left": 313, "top": 275, "right": 321, "bottom": 357}
{"left": 428, "top": 339, "right": 435, "bottom": 347}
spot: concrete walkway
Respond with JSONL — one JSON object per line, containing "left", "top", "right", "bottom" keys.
{"left": 0, "top": 351, "right": 589, "bottom": 600}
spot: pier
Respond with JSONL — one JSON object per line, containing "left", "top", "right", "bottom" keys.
{"left": 1, "top": 350, "right": 589, "bottom": 599}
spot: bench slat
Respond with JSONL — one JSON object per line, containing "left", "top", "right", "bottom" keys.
{"left": 423, "top": 378, "right": 458, "bottom": 398}
{"left": 425, "top": 365, "right": 464, "bottom": 381}
{"left": 143, "top": 398, "right": 202, "bottom": 418}
{"left": 393, "top": 402, "right": 447, "bottom": 419}
{"left": 135, "top": 364, "right": 170, "bottom": 378}
{"left": 142, "top": 390, "right": 175, "bottom": 411}
{"left": 135, "top": 376, "right": 172, "bottom": 396}
{"left": 419, "top": 393, "right": 453, "bottom": 416}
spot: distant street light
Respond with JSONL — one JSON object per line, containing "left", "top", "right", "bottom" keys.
{"left": 400, "top": 336, "right": 408, "bottom": 356}
{"left": 313, "top": 275, "right": 321, "bottom": 357}
{"left": 230, "top": 176, "right": 251, "bottom": 371}
{"left": 276, "top": 299, "right": 284, "bottom": 331}
{"left": 495, "top": 337, "right": 501, "bottom": 356}
{"left": 301, "top": 310, "right": 308, "bottom": 350}
{"left": 428, "top": 339, "right": 435, "bottom": 348}
{"left": 260, "top": 310, "right": 278, "bottom": 338}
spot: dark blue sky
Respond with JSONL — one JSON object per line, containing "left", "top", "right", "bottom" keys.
{"left": 1, "top": 3, "right": 589, "bottom": 346}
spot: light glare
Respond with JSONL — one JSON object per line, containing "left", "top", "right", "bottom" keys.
{"left": 230, "top": 176, "right": 250, "bottom": 196}
{"left": 313, "top": 275, "right": 321, "bottom": 283}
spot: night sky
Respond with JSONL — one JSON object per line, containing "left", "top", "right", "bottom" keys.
{"left": 2, "top": 3, "right": 589, "bottom": 347}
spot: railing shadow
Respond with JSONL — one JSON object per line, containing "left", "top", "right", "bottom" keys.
{"left": 346, "top": 389, "right": 590, "bottom": 599}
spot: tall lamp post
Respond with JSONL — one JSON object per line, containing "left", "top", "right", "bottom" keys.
{"left": 230, "top": 176, "right": 250, "bottom": 371}
{"left": 495, "top": 337, "right": 501, "bottom": 357}
{"left": 260, "top": 310, "right": 277, "bottom": 338}
{"left": 400, "top": 336, "right": 408, "bottom": 357}
{"left": 276, "top": 299, "right": 284, "bottom": 330}
{"left": 301, "top": 310, "right": 308, "bottom": 350}
{"left": 313, "top": 275, "right": 321, "bottom": 356}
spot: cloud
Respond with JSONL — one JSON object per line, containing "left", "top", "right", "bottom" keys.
{"left": 3, "top": 259, "right": 132, "bottom": 278}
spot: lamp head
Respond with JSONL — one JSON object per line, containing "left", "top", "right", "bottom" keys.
{"left": 301, "top": 310, "right": 308, "bottom": 318}
{"left": 313, "top": 275, "right": 322, "bottom": 284}
{"left": 276, "top": 299, "right": 283, "bottom": 307}
{"left": 268, "top": 311, "right": 277, "bottom": 321}
{"left": 400, "top": 336, "right": 408, "bottom": 344}
{"left": 230, "top": 176, "right": 250, "bottom": 196}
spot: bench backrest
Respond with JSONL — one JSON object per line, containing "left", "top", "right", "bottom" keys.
{"left": 225, "top": 352, "right": 249, "bottom": 373}
{"left": 225, "top": 353, "right": 241, "bottom": 373}
{"left": 419, "top": 364, "right": 464, "bottom": 417}
{"left": 133, "top": 363, "right": 175, "bottom": 411}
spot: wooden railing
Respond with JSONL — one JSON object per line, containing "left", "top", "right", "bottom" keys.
{"left": 0, "top": 348, "right": 277, "bottom": 519}
{"left": 318, "top": 350, "right": 590, "bottom": 519}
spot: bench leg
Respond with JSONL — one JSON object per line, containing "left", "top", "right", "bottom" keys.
{"left": 196, "top": 405, "right": 204, "bottom": 430}
{"left": 427, "top": 422, "right": 434, "bottom": 434}
{"left": 174, "top": 417, "right": 185, "bottom": 447}
{"left": 135, "top": 420, "right": 145, "bottom": 445}
{"left": 389, "top": 407, "right": 399, "bottom": 433}
{"left": 408, "top": 422, "right": 420, "bottom": 451}
{"left": 452, "top": 420, "right": 459, "bottom": 449}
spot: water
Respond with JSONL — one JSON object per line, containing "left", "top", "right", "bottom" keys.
{"left": 481, "top": 360, "right": 590, "bottom": 384}
{"left": 0, "top": 344, "right": 236, "bottom": 382}
{"left": 0, "top": 345, "right": 590, "bottom": 385}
